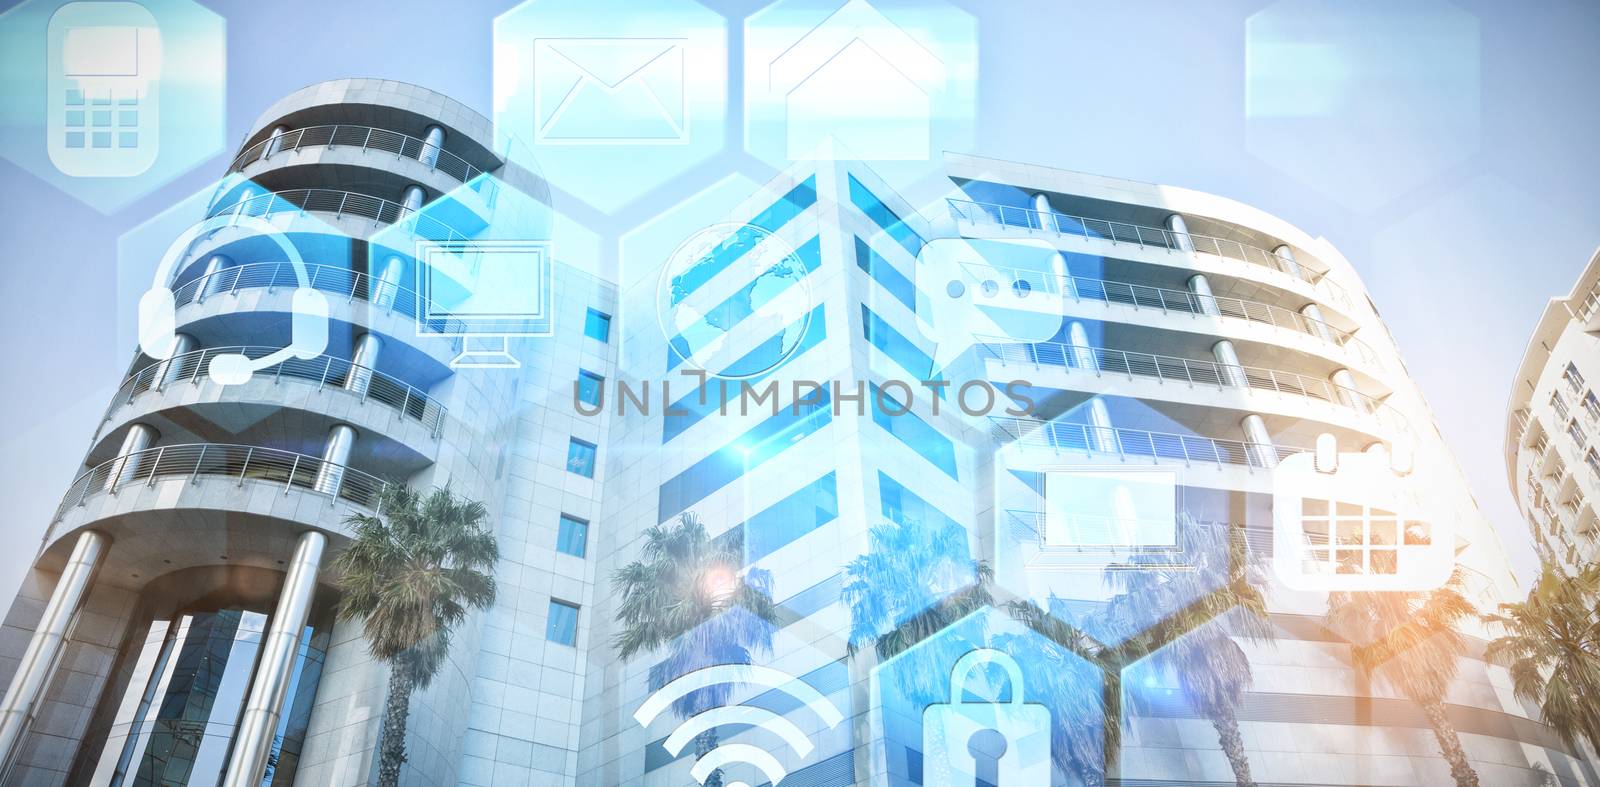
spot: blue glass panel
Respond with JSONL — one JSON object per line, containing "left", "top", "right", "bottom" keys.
{"left": 666, "top": 235, "right": 822, "bottom": 373}
{"left": 745, "top": 472, "right": 839, "bottom": 562}
{"left": 878, "top": 471, "right": 965, "bottom": 536}
{"left": 576, "top": 370, "right": 603, "bottom": 408}
{"left": 848, "top": 174, "right": 924, "bottom": 258}
{"left": 860, "top": 305, "right": 941, "bottom": 383}
{"left": 584, "top": 309, "right": 611, "bottom": 342}
{"left": 870, "top": 384, "right": 959, "bottom": 480}
{"left": 668, "top": 176, "right": 818, "bottom": 300}
{"left": 566, "top": 438, "right": 597, "bottom": 478}
{"left": 662, "top": 306, "right": 828, "bottom": 443}
{"left": 657, "top": 388, "right": 832, "bottom": 523}
{"left": 546, "top": 600, "right": 579, "bottom": 646}
{"left": 557, "top": 514, "right": 589, "bottom": 558}
{"left": 854, "top": 236, "right": 919, "bottom": 313}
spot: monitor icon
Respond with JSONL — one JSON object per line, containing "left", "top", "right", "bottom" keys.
{"left": 47, "top": 1, "right": 162, "bottom": 178}
{"left": 416, "top": 239, "right": 554, "bottom": 369}
{"left": 1011, "top": 465, "right": 1191, "bottom": 572}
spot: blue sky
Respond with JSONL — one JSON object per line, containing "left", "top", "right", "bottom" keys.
{"left": 0, "top": 0, "right": 1596, "bottom": 598}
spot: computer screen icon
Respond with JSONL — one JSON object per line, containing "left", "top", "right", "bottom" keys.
{"left": 416, "top": 239, "right": 554, "bottom": 369}
{"left": 1008, "top": 465, "right": 1192, "bottom": 572}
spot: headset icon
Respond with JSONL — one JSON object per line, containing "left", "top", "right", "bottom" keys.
{"left": 138, "top": 213, "right": 330, "bottom": 386}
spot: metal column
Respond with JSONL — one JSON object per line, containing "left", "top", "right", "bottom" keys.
{"left": 220, "top": 531, "right": 326, "bottom": 787}
{"left": 0, "top": 531, "right": 107, "bottom": 772}
{"left": 311, "top": 424, "right": 357, "bottom": 495}
{"left": 1166, "top": 213, "right": 1196, "bottom": 253}
{"left": 344, "top": 333, "right": 383, "bottom": 396}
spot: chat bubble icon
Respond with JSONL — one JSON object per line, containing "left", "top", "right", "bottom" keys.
{"left": 915, "top": 237, "right": 1066, "bottom": 374}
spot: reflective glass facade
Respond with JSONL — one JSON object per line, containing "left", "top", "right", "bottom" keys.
{"left": 68, "top": 569, "right": 329, "bottom": 786}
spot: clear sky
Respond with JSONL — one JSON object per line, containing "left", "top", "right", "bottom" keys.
{"left": 1, "top": 0, "right": 1596, "bottom": 601}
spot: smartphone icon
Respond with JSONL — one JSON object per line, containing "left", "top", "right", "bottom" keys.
{"left": 46, "top": 1, "right": 161, "bottom": 178}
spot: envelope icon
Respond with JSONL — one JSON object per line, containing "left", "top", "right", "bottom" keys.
{"left": 533, "top": 38, "right": 689, "bottom": 145}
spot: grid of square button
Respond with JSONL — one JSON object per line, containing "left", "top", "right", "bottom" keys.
{"left": 63, "top": 86, "right": 140, "bottom": 150}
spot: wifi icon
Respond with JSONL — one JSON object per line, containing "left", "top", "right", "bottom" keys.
{"left": 634, "top": 663, "right": 845, "bottom": 787}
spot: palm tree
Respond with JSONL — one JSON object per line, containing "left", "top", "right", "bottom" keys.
{"left": 334, "top": 485, "right": 499, "bottom": 787}
{"left": 1483, "top": 561, "right": 1600, "bottom": 755}
{"left": 1004, "top": 597, "right": 1113, "bottom": 786}
{"left": 841, "top": 516, "right": 992, "bottom": 662}
{"left": 1105, "top": 518, "right": 1272, "bottom": 787}
{"left": 612, "top": 512, "right": 779, "bottom": 787}
{"left": 840, "top": 514, "right": 994, "bottom": 721}
{"left": 1326, "top": 566, "right": 1481, "bottom": 787}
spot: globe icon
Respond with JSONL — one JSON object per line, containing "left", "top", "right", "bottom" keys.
{"left": 657, "top": 222, "right": 813, "bottom": 380}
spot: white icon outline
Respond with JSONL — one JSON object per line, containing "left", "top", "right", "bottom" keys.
{"left": 634, "top": 663, "right": 844, "bottom": 787}
{"left": 138, "top": 213, "right": 329, "bottom": 386}
{"left": 47, "top": 0, "right": 163, "bottom": 178}
{"left": 763, "top": 0, "right": 947, "bottom": 161}
{"left": 1271, "top": 432, "right": 1449, "bottom": 591}
{"left": 921, "top": 647, "right": 1052, "bottom": 786}
{"left": 532, "top": 37, "right": 690, "bottom": 146}
{"left": 914, "top": 236, "right": 1066, "bottom": 375}
{"left": 414, "top": 238, "right": 555, "bottom": 370}
{"left": 656, "top": 222, "right": 815, "bottom": 381}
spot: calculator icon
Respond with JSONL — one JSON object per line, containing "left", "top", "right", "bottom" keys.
{"left": 1271, "top": 433, "right": 1452, "bottom": 591}
{"left": 46, "top": 1, "right": 162, "bottom": 178}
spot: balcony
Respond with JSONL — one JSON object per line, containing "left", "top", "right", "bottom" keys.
{"left": 107, "top": 346, "right": 446, "bottom": 438}
{"left": 947, "top": 198, "right": 1353, "bottom": 311}
{"left": 164, "top": 260, "right": 463, "bottom": 372}
{"left": 43, "top": 443, "right": 388, "bottom": 583}
{"left": 204, "top": 187, "right": 475, "bottom": 243}
{"left": 230, "top": 124, "right": 485, "bottom": 185}
{"left": 54, "top": 443, "right": 386, "bottom": 523}
{"left": 994, "top": 264, "right": 1381, "bottom": 370}
{"left": 977, "top": 339, "right": 1406, "bottom": 439}
{"left": 988, "top": 415, "right": 1308, "bottom": 470}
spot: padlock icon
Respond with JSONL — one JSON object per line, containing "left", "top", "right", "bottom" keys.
{"left": 922, "top": 648, "right": 1052, "bottom": 786}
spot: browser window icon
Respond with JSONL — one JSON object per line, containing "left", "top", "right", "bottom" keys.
{"left": 532, "top": 38, "right": 688, "bottom": 145}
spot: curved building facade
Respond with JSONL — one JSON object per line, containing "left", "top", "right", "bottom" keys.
{"left": 0, "top": 79, "right": 617, "bottom": 786}
{"left": 1506, "top": 247, "right": 1600, "bottom": 573}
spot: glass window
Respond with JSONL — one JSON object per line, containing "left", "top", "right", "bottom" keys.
{"left": 567, "top": 438, "right": 597, "bottom": 478}
{"left": 556, "top": 514, "right": 589, "bottom": 558}
{"left": 1568, "top": 418, "right": 1586, "bottom": 447}
{"left": 1552, "top": 390, "right": 1570, "bottom": 421}
{"left": 547, "top": 600, "right": 579, "bottom": 646}
{"left": 577, "top": 370, "right": 604, "bottom": 407}
{"left": 1585, "top": 392, "right": 1600, "bottom": 422}
{"left": 584, "top": 309, "right": 611, "bottom": 343}
{"left": 1566, "top": 362, "right": 1586, "bottom": 393}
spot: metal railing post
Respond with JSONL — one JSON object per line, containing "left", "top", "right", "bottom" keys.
{"left": 144, "top": 447, "right": 165, "bottom": 487}
{"left": 238, "top": 447, "right": 253, "bottom": 487}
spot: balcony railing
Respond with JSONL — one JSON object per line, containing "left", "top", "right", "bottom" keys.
{"left": 977, "top": 339, "right": 1407, "bottom": 435}
{"left": 204, "top": 188, "right": 471, "bottom": 243}
{"left": 169, "top": 260, "right": 470, "bottom": 335}
{"left": 229, "top": 124, "right": 486, "bottom": 184}
{"left": 111, "top": 346, "right": 446, "bottom": 437}
{"left": 975, "top": 262, "right": 1381, "bottom": 368}
{"left": 53, "top": 443, "right": 387, "bottom": 524}
{"left": 947, "top": 198, "right": 1352, "bottom": 307}
{"left": 989, "top": 415, "right": 1308, "bottom": 469}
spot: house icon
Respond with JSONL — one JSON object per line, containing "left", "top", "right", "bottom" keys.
{"left": 767, "top": 0, "right": 948, "bottom": 161}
